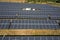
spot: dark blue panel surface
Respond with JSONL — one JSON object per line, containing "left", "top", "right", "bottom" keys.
{"left": 0, "top": 19, "right": 59, "bottom": 29}
{"left": 0, "top": 36, "right": 60, "bottom": 40}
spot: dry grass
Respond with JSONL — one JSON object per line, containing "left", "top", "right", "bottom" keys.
{"left": 49, "top": 3, "right": 60, "bottom": 7}
{"left": 0, "top": 29, "right": 60, "bottom": 35}
{"left": 0, "top": 0, "right": 25, "bottom": 3}
{"left": 47, "top": 2, "right": 60, "bottom": 7}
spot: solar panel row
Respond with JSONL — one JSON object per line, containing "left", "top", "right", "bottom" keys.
{"left": 0, "top": 15, "right": 48, "bottom": 19}
{"left": 0, "top": 36, "right": 60, "bottom": 40}
{"left": 0, "top": 19, "right": 59, "bottom": 29}
{"left": 0, "top": 20, "right": 57, "bottom": 23}
{"left": 0, "top": 11, "right": 60, "bottom": 16}
{"left": 0, "top": 15, "right": 60, "bottom": 20}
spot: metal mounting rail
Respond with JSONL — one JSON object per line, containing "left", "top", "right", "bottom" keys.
{"left": 0, "top": 29, "right": 60, "bottom": 35}
{"left": 0, "top": 18, "right": 47, "bottom": 20}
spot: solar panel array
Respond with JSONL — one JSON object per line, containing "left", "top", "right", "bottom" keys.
{"left": 0, "top": 2, "right": 60, "bottom": 40}
{"left": 0, "top": 2, "right": 60, "bottom": 29}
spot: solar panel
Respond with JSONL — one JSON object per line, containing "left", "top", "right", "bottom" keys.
{"left": 0, "top": 36, "right": 60, "bottom": 40}
{"left": 0, "top": 20, "right": 10, "bottom": 23}
{"left": 51, "top": 16, "right": 60, "bottom": 20}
